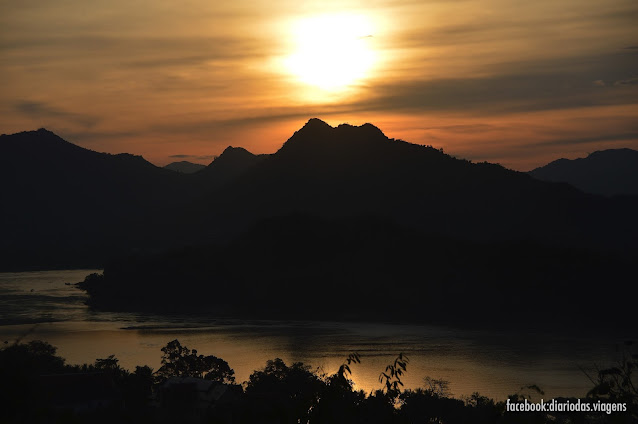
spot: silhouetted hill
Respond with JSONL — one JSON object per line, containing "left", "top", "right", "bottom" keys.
{"left": 81, "top": 215, "right": 637, "bottom": 328}
{"left": 189, "top": 119, "right": 637, "bottom": 250}
{"left": 196, "top": 146, "right": 266, "bottom": 189}
{"left": 164, "top": 161, "right": 206, "bottom": 174}
{"left": 0, "top": 129, "right": 194, "bottom": 269}
{"left": 3, "top": 121, "right": 638, "bottom": 274}
{"left": 0, "top": 130, "right": 268, "bottom": 269}
{"left": 528, "top": 148, "right": 638, "bottom": 196}
{"left": 6, "top": 122, "right": 638, "bottom": 326}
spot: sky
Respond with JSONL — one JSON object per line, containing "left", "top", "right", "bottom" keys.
{"left": 1, "top": 0, "right": 637, "bottom": 170}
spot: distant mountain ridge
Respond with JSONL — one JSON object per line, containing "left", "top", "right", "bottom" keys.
{"left": 0, "top": 129, "right": 184, "bottom": 269}
{"left": 0, "top": 128, "right": 262, "bottom": 269}
{"left": 2, "top": 121, "right": 638, "bottom": 271}
{"left": 198, "top": 146, "right": 267, "bottom": 188}
{"left": 529, "top": 148, "right": 638, "bottom": 196}
{"left": 194, "top": 119, "right": 601, "bottom": 245}
{"left": 164, "top": 161, "right": 206, "bottom": 174}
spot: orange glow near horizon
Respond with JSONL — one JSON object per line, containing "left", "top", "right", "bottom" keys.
{"left": 29, "top": 103, "right": 638, "bottom": 172}
{"left": 1, "top": 0, "right": 637, "bottom": 171}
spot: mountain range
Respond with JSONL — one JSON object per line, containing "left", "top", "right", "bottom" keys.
{"left": 528, "top": 148, "right": 638, "bottom": 196}
{"left": 4, "top": 120, "right": 637, "bottom": 326}
{"left": 0, "top": 129, "right": 262, "bottom": 269}
{"left": 164, "top": 161, "right": 206, "bottom": 174}
{"left": 2, "top": 121, "right": 637, "bottom": 271}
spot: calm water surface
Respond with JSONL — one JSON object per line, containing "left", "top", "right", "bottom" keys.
{"left": 0, "top": 270, "right": 633, "bottom": 400}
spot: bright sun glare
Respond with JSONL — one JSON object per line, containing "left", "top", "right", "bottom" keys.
{"left": 285, "top": 14, "right": 376, "bottom": 91}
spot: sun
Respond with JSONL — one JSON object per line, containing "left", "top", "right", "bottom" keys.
{"left": 285, "top": 13, "right": 377, "bottom": 91}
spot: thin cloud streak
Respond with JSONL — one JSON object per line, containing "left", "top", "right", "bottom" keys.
{"left": 529, "top": 132, "right": 638, "bottom": 148}
{"left": 13, "top": 101, "right": 99, "bottom": 129}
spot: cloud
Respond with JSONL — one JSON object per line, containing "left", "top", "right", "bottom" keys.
{"left": 614, "top": 76, "right": 638, "bottom": 85}
{"left": 352, "top": 49, "right": 638, "bottom": 115}
{"left": 166, "top": 49, "right": 638, "bottom": 128}
{"left": 118, "top": 37, "right": 271, "bottom": 69}
{"left": 60, "top": 129, "right": 142, "bottom": 143}
{"left": 528, "top": 132, "right": 638, "bottom": 147}
{"left": 422, "top": 124, "right": 496, "bottom": 133}
{"left": 14, "top": 101, "right": 98, "bottom": 128}
{"left": 388, "top": 4, "right": 638, "bottom": 51}
{"left": 1, "top": 34, "right": 270, "bottom": 69}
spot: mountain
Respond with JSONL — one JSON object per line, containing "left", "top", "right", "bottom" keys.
{"left": 3, "top": 122, "right": 638, "bottom": 271}
{"left": 187, "top": 119, "right": 635, "bottom": 249}
{"left": 82, "top": 214, "right": 637, "bottom": 328}
{"left": 0, "top": 129, "right": 191, "bottom": 269}
{"left": 6, "top": 122, "right": 638, "bottom": 326}
{"left": 528, "top": 148, "right": 638, "bottom": 196}
{"left": 164, "top": 161, "right": 206, "bottom": 174}
{"left": 0, "top": 129, "right": 271, "bottom": 269}
{"left": 197, "top": 146, "right": 267, "bottom": 189}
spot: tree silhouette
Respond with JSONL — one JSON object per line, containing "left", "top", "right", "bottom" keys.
{"left": 155, "top": 339, "right": 235, "bottom": 383}
{"left": 245, "top": 358, "right": 324, "bottom": 424}
{"left": 586, "top": 341, "right": 638, "bottom": 422}
{"left": 379, "top": 353, "right": 409, "bottom": 395}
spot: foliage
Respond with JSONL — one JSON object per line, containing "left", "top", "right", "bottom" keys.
{"left": 330, "top": 352, "right": 361, "bottom": 390}
{"left": 379, "top": 353, "right": 409, "bottom": 395}
{"left": 245, "top": 358, "right": 325, "bottom": 423}
{"left": 310, "top": 353, "right": 366, "bottom": 423}
{"left": 155, "top": 339, "right": 235, "bottom": 383}
{"left": 3, "top": 339, "right": 637, "bottom": 423}
{"left": 424, "top": 376, "right": 452, "bottom": 398}
{"left": 0, "top": 339, "right": 66, "bottom": 375}
{"left": 586, "top": 341, "right": 638, "bottom": 422}
{"left": 0, "top": 340, "right": 68, "bottom": 422}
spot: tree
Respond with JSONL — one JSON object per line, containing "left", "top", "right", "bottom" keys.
{"left": 379, "top": 353, "right": 409, "bottom": 396}
{"left": 155, "top": 339, "right": 235, "bottom": 383}
{"left": 0, "top": 340, "right": 68, "bottom": 422}
{"left": 311, "top": 353, "right": 365, "bottom": 423}
{"left": 245, "top": 358, "right": 325, "bottom": 423}
{"left": 331, "top": 352, "right": 361, "bottom": 390}
{"left": 424, "top": 376, "right": 451, "bottom": 398}
{"left": 586, "top": 341, "right": 637, "bottom": 422}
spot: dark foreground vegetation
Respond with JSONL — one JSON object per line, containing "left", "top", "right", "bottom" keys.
{"left": 1, "top": 339, "right": 636, "bottom": 424}
{"left": 79, "top": 215, "right": 637, "bottom": 330}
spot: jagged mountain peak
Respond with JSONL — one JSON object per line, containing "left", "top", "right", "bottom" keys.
{"left": 302, "top": 118, "right": 332, "bottom": 130}
{"left": 2, "top": 128, "right": 71, "bottom": 144}
{"left": 219, "top": 145, "right": 253, "bottom": 157}
{"left": 199, "top": 145, "right": 264, "bottom": 183}
{"left": 278, "top": 118, "right": 391, "bottom": 158}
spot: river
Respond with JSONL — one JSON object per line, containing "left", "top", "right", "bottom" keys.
{"left": 0, "top": 269, "right": 633, "bottom": 400}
